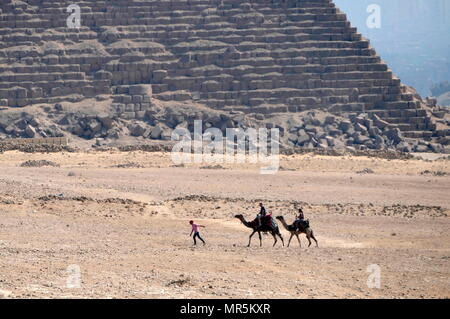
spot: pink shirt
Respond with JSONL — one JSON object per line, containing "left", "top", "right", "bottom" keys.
{"left": 191, "top": 223, "right": 201, "bottom": 233}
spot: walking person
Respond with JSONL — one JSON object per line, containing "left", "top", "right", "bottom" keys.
{"left": 189, "top": 220, "right": 206, "bottom": 245}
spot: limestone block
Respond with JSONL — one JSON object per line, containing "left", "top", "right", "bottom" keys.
{"left": 121, "top": 95, "right": 132, "bottom": 104}
{"left": 201, "top": 80, "right": 221, "bottom": 92}
{"left": 121, "top": 112, "right": 136, "bottom": 120}
{"left": 135, "top": 111, "right": 146, "bottom": 120}
{"left": 132, "top": 95, "right": 143, "bottom": 103}
{"left": 16, "top": 98, "right": 29, "bottom": 107}
{"left": 30, "top": 87, "right": 43, "bottom": 98}
{"left": 153, "top": 70, "right": 168, "bottom": 83}
{"left": 142, "top": 95, "right": 152, "bottom": 103}
{"left": 129, "top": 84, "right": 152, "bottom": 96}
{"left": 15, "top": 87, "right": 28, "bottom": 98}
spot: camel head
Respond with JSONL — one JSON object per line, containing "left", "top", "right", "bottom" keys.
{"left": 234, "top": 214, "right": 247, "bottom": 224}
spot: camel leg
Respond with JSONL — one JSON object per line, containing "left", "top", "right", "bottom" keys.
{"left": 248, "top": 230, "right": 256, "bottom": 247}
{"left": 310, "top": 230, "right": 318, "bottom": 247}
{"left": 296, "top": 234, "right": 301, "bottom": 247}
{"left": 271, "top": 232, "right": 278, "bottom": 247}
{"left": 278, "top": 233, "right": 284, "bottom": 246}
{"left": 287, "top": 234, "right": 294, "bottom": 247}
{"left": 306, "top": 234, "right": 312, "bottom": 247}
{"left": 258, "top": 232, "right": 262, "bottom": 247}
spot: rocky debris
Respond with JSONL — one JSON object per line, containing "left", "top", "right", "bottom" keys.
{"left": 37, "top": 195, "right": 147, "bottom": 206}
{"left": 166, "top": 196, "right": 449, "bottom": 219}
{"left": 166, "top": 276, "right": 191, "bottom": 287}
{"left": 278, "top": 110, "right": 447, "bottom": 153}
{"left": 128, "top": 123, "right": 147, "bottom": 137}
{"left": 113, "top": 162, "right": 145, "bottom": 168}
{"left": 117, "top": 144, "right": 173, "bottom": 152}
{"left": 0, "top": 195, "right": 22, "bottom": 205}
{"left": 25, "top": 125, "right": 36, "bottom": 138}
{"left": 20, "top": 160, "right": 60, "bottom": 167}
{"left": 420, "top": 170, "right": 448, "bottom": 177}
{"left": 0, "top": 112, "right": 46, "bottom": 138}
{"left": 356, "top": 168, "right": 375, "bottom": 175}
{"left": 199, "top": 164, "right": 226, "bottom": 170}
{"left": 0, "top": 101, "right": 447, "bottom": 153}
{"left": 0, "top": 141, "right": 75, "bottom": 153}
{"left": 280, "top": 147, "right": 414, "bottom": 160}
{"left": 279, "top": 166, "right": 296, "bottom": 171}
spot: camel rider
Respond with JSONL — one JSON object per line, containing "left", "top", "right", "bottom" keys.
{"left": 256, "top": 203, "right": 267, "bottom": 226}
{"left": 294, "top": 208, "right": 307, "bottom": 230}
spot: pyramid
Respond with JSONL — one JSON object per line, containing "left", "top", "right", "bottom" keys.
{"left": 0, "top": 0, "right": 448, "bottom": 147}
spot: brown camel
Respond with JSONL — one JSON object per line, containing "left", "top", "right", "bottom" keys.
{"left": 276, "top": 216, "right": 318, "bottom": 247}
{"left": 234, "top": 214, "right": 284, "bottom": 247}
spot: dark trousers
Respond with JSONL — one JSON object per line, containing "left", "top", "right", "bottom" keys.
{"left": 193, "top": 232, "right": 205, "bottom": 245}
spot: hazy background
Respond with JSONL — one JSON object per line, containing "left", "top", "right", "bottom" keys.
{"left": 334, "top": 0, "right": 450, "bottom": 97}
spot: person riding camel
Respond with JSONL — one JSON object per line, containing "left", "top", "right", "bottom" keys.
{"left": 256, "top": 203, "right": 267, "bottom": 227}
{"left": 294, "top": 208, "right": 307, "bottom": 230}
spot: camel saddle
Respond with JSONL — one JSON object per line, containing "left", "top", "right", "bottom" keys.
{"left": 296, "top": 219, "right": 310, "bottom": 230}
{"left": 252, "top": 215, "right": 274, "bottom": 227}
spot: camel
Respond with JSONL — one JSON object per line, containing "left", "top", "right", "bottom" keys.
{"left": 234, "top": 214, "right": 284, "bottom": 247}
{"left": 276, "top": 216, "right": 318, "bottom": 247}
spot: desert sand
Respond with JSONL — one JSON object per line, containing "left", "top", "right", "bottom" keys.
{"left": 0, "top": 150, "right": 449, "bottom": 299}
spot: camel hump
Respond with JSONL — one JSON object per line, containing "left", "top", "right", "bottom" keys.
{"left": 250, "top": 215, "right": 275, "bottom": 228}
{"left": 260, "top": 215, "right": 273, "bottom": 226}
{"left": 296, "top": 219, "right": 310, "bottom": 229}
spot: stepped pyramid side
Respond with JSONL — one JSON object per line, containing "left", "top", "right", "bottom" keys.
{"left": 0, "top": 0, "right": 448, "bottom": 146}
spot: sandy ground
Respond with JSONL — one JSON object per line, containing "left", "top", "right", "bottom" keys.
{"left": 0, "top": 150, "right": 449, "bottom": 299}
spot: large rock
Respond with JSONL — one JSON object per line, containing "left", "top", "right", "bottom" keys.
{"left": 353, "top": 132, "right": 370, "bottom": 145}
{"left": 414, "top": 144, "right": 429, "bottom": 152}
{"left": 396, "top": 141, "right": 412, "bottom": 152}
{"left": 287, "top": 133, "right": 298, "bottom": 144}
{"left": 354, "top": 122, "right": 368, "bottom": 133}
{"left": 25, "top": 124, "right": 36, "bottom": 138}
{"left": 325, "top": 136, "right": 335, "bottom": 147}
{"left": 129, "top": 123, "right": 147, "bottom": 137}
{"left": 372, "top": 114, "right": 390, "bottom": 129}
{"left": 374, "top": 134, "right": 385, "bottom": 148}
{"left": 324, "top": 116, "right": 335, "bottom": 125}
{"left": 339, "top": 120, "right": 352, "bottom": 133}
{"left": 87, "top": 119, "right": 102, "bottom": 134}
{"left": 429, "top": 143, "right": 444, "bottom": 153}
{"left": 328, "top": 128, "right": 343, "bottom": 137}
{"left": 150, "top": 125, "right": 163, "bottom": 139}
{"left": 97, "top": 114, "right": 115, "bottom": 129}
{"left": 368, "top": 127, "right": 382, "bottom": 137}
{"left": 384, "top": 128, "right": 404, "bottom": 144}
